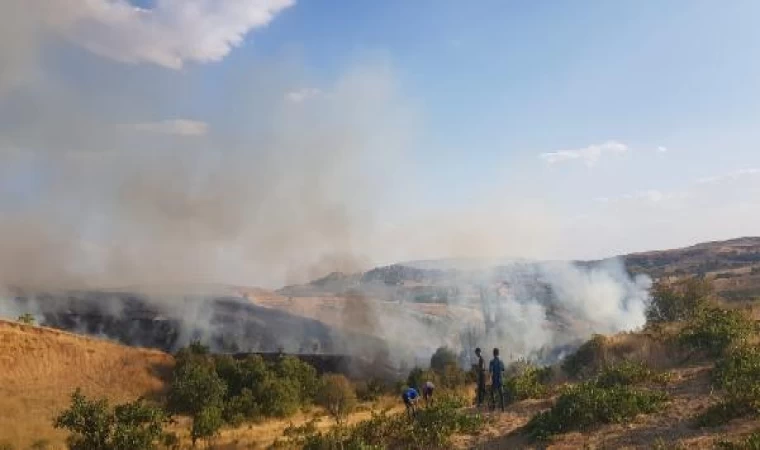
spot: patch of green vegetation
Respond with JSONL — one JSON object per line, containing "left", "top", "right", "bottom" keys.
{"left": 561, "top": 334, "right": 607, "bottom": 379}
{"left": 716, "top": 430, "right": 760, "bottom": 450}
{"left": 646, "top": 278, "right": 712, "bottom": 325}
{"left": 697, "top": 345, "right": 760, "bottom": 427}
{"left": 679, "top": 307, "right": 754, "bottom": 357}
{"left": 595, "top": 360, "right": 670, "bottom": 388}
{"left": 53, "top": 389, "right": 169, "bottom": 450}
{"left": 524, "top": 383, "right": 667, "bottom": 440}
{"left": 281, "top": 393, "right": 484, "bottom": 450}
{"left": 316, "top": 374, "right": 357, "bottom": 424}
{"left": 503, "top": 363, "right": 552, "bottom": 403}
{"left": 16, "top": 313, "right": 35, "bottom": 325}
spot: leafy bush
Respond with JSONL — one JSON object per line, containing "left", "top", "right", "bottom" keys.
{"left": 286, "top": 393, "right": 484, "bottom": 450}
{"left": 716, "top": 430, "right": 760, "bottom": 450}
{"left": 430, "top": 347, "right": 458, "bottom": 373}
{"left": 316, "top": 374, "right": 357, "bottom": 424}
{"left": 562, "top": 334, "right": 607, "bottom": 379}
{"left": 595, "top": 360, "right": 668, "bottom": 388}
{"left": 258, "top": 376, "right": 302, "bottom": 418}
{"left": 503, "top": 364, "right": 552, "bottom": 403}
{"left": 222, "top": 388, "right": 260, "bottom": 425}
{"left": 274, "top": 355, "right": 320, "bottom": 404}
{"left": 679, "top": 307, "right": 754, "bottom": 357}
{"left": 524, "top": 383, "right": 667, "bottom": 440}
{"left": 191, "top": 406, "right": 223, "bottom": 446}
{"left": 16, "top": 313, "right": 35, "bottom": 325}
{"left": 168, "top": 346, "right": 322, "bottom": 426}
{"left": 697, "top": 345, "right": 760, "bottom": 426}
{"left": 54, "top": 389, "right": 167, "bottom": 450}
{"left": 167, "top": 355, "right": 226, "bottom": 415}
{"left": 355, "top": 377, "right": 387, "bottom": 402}
{"left": 646, "top": 278, "right": 711, "bottom": 324}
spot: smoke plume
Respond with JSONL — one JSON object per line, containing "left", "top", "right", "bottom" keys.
{"left": 0, "top": 1, "right": 653, "bottom": 370}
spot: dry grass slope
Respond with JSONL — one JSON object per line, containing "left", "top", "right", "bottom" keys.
{"left": 0, "top": 319, "right": 174, "bottom": 449}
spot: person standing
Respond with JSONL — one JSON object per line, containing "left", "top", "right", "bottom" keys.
{"left": 475, "top": 347, "right": 486, "bottom": 407}
{"left": 489, "top": 347, "right": 505, "bottom": 412}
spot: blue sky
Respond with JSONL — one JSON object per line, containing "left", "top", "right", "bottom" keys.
{"left": 0, "top": 0, "right": 759, "bottom": 286}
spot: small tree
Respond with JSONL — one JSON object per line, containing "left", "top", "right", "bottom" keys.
{"left": 17, "top": 313, "right": 35, "bottom": 325}
{"left": 191, "top": 406, "right": 223, "bottom": 447}
{"left": 111, "top": 399, "right": 166, "bottom": 450}
{"left": 168, "top": 357, "right": 227, "bottom": 415}
{"left": 316, "top": 374, "right": 357, "bottom": 424}
{"left": 275, "top": 355, "right": 320, "bottom": 403}
{"left": 54, "top": 389, "right": 167, "bottom": 450}
{"left": 54, "top": 389, "right": 112, "bottom": 450}
{"left": 646, "top": 278, "right": 711, "bottom": 324}
{"left": 430, "top": 347, "right": 458, "bottom": 373}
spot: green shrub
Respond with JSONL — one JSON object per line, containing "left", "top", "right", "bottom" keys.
{"left": 54, "top": 389, "right": 167, "bottom": 450}
{"left": 258, "top": 376, "right": 301, "bottom": 417}
{"left": 562, "top": 334, "right": 607, "bottom": 379}
{"left": 698, "top": 345, "right": 760, "bottom": 426}
{"left": 524, "top": 383, "right": 667, "bottom": 440}
{"left": 430, "top": 347, "right": 458, "bottom": 373}
{"left": 679, "top": 307, "right": 754, "bottom": 357}
{"left": 595, "top": 360, "right": 668, "bottom": 388}
{"left": 191, "top": 406, "right": 223, "bottom": 446}
{"left": 695, "top": 401, "right": 753, "bottom": 428}
{"left": 16, "top": 313, "right": 35, "bottom": 325}
{"left": 167, "top": 355, "right": 227, "bottom": 415}
{"left": 274, "top": 355, "right": 320, "bottom": 403}
{"left": 286, "top": 393, "right": 483, "bottom": 449}
{"left": 316, "top": 374, "right": 357, "bottom": 424}
{"left": 716, "top": 430, "right": 760, "bottom": 450}
{"left": 504, "top": 364, "right": 552, "bottom": 403}
{"left": 646, "top": 278, "right": 712, "bottom": 324}
{"left": 222, "top": 388, "right": 260, "bottom": 425}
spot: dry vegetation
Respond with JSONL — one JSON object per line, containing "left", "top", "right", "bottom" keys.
{"left": 0, "top": 319, "right": 173, "bottom": 449}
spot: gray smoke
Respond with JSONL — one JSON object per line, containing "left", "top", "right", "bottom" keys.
{"left": 0, "top": 2, "right": 653, "bottom": 370}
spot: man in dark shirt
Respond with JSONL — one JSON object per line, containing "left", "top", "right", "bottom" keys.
{"left": 489, "top": 347, "right": 505, "bottom": 412}
{"left": 475, "top": 347, "right": 486, "bottom": 407}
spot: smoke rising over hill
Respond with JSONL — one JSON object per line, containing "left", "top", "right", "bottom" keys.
{"left": 0, "top": 3, "right": 656, "bottom": 368}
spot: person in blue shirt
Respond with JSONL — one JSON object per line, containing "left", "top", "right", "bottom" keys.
{"left": 489, "top": 347, "right": 506, "bottom": 412}
{"left": 402, "top": 386, "right": 420, "bottom": 418}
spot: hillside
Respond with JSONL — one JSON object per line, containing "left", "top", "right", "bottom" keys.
{"left": 0, "top": 319, "right": 174, "bottom": 449}
{"left": 623, "top": 237, "right": 760, "bottom": 300}
{"left": 278, "top": 237, "right": 760, "bottom": 303}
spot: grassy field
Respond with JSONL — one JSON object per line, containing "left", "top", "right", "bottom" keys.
{"left": 0, "top": 319, "right": 173, "bottom": 449}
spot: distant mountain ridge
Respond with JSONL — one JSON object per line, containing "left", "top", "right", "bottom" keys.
{"left": 278, "top": 237, "right": 760, "bottom": 301}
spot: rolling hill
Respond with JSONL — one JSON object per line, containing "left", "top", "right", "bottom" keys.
{"left": 0, "top": 319, "right": 173, "bottom": 449}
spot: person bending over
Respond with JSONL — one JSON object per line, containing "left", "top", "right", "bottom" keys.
{"left": 422, "top": 380, "right": 435, "bottom": 406}
{"left": 402, "top": 386, "right": 420, "bottom": 418}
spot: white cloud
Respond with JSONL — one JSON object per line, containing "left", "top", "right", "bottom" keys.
{"left": 285, "top": 87, "right": 323, "bottom": 103}
{"left": 657, "top": 146, "right": 668, "bottom": 153}
{"left": 698, "top": 168, "right": 760, "bottom": 185}
{"left": 26, "top": 0, "right": 295, "bottom": 69}
{"left": 128, "top": 119, "right": 209, "bottom": 136}
{"left": 540, "top": 140, "right": 628, "bottom": 167}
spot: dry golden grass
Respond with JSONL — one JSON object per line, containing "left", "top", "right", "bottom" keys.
{"left": 0, "top": 319, "right": 173, "bottom": 449}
